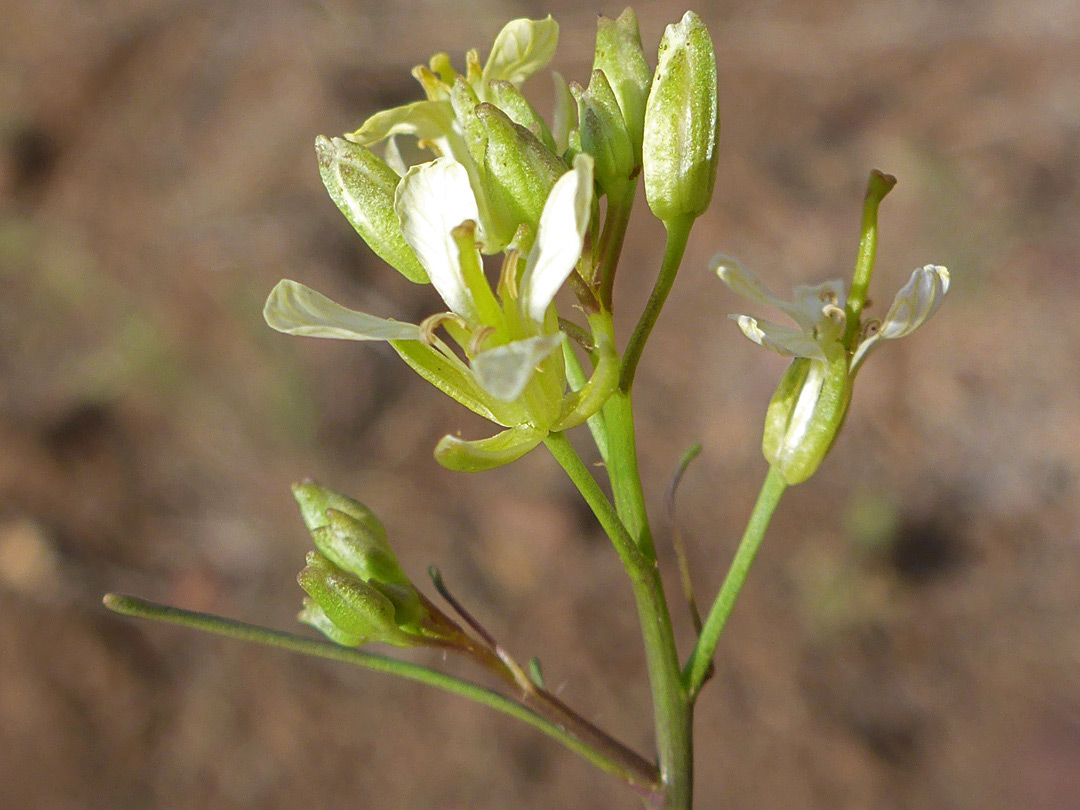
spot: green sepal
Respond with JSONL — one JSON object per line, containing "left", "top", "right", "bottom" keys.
{"left": 316, "top": 136, "right": 427, "bottom": 283}
{"left": 297, "top": 564, "right": 412, "bottom": 646}
{"left": 434, "top": 424, "right": 546, "bottom": 472}
{"left": 762, "top": 352, "right": 852, "bottom": 485}
{"left": 593, "top": 8, "right": 652, "bottom": 163}
{"left": 311, "top": 509, "right": 409, "bottom": 588}
{"left": 291, "top": 481, "right": 383, "bottom": 537}
{"left": 449, "top": 78, "right": 486, "bottom": 169}
{"left": 390, "top": 339, "right": 519, "bottom": 426}
{"left": 486, "top": 79, "right": 557, "bottom": 153}
{"left": 476, "top": 103, "right": 564, "bottom": 248}
{"left": 572, "top": 70, "right": 634, "bottom": 201}
{"left": 642, "top": 11, "right": 719, "bottom": 222}
{"left": 298, "top": 597, "right": 364, "bottom": 647}
{"left": 551, "top": 333, "right": 619, "bottom": 431}
{"left": 550, "top": 71, "right": 577, "bottom": 156}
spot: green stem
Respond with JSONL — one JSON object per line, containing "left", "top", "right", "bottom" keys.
{"left": 843, "top": 170, "right": 896, "bottom": 348}
{"left": 544, "top": 431, "right": 692, "bottom": 810}
{"left": 542, "top": 432, "right": 645, "bottom": 574}
{"left": 620, "top": 214, "right": 693, "bottom": 393}
{"left": 103, "top": 593, "right": 659, "bottom": 794}
{"left": 561, "top": 338, "right": 610, "bottom": 466}
{"left": 598, "top": 189, "right": 636, "bottom": 312}
{"left": 683, "top": 466, "right": 787, "bottom": 698}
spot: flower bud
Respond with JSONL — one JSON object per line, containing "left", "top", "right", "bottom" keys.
{"left": 641, "top": 11, "right": 719, "bottom": 222}
{"left": 762, "top": 352, "right": 852, "bottom": 485}
{"left": 593, "top": 8, "right": 651, "bottom": 164}
{"left": 315, "top": 136, "right": 427, "bottom": 283}
{"left": 571, "top": 70, "right": 634, "bottom": 201}
{"left": 297, "top": 561, "right": 412, "bottom": 646}
{"left": 476, "top": 102, "right": 565, "bottom": 247}
{"left": 486, "top": 80, "right": 556, "bottom": 153}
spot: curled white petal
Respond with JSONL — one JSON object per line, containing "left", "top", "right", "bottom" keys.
{"left": 471, "top": 334, "right": 564, "bottom": 401}
{"left": 348, "top": 100, "right": 457, "bottom": 148}
{"left": 849, "top": 264, "right": 950, "bottom": 370}
{"left": 733, "top": 315, "right": 827, "bottom": 360}
{"left": 395, "top": 158, "right": 480, "bottom": 320}
{"left": 264, "top": 280, "right": 421, "bottom": 341}
{"left": 879, "top": 264, "right": 950, "bottom": 339}
{"left": 520, "top": 154, "right": 594, "bottom": 324}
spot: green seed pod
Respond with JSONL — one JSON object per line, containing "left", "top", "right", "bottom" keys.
{"left": 641, "top": 11, "right": 719, "bottom": 223}
{"left": 571, "top": 70, "right": 634, "bottom": 201}
{"left": 315, "top": 136, "right": 428, "bottom": 283}
{"left": 593, "top": 8, "right": 651, "bottom": 164}
{"left": 762, "top": 352, "right": 852, "bottom": 485}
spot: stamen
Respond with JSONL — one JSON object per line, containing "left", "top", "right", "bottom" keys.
{"left": 821, "top": 303, "right": 846, "bottom": 324}
{"left": 499, "top": 248, "right": 521, "bottom": 299}
{"left": 419, "top": 312, "right": 467, "bottom": 345}
{"left": 820, "top": 290, "right": 839, "bottom": 305}
{"left": 468, "top": 325, "right": 495, "bottom": 356}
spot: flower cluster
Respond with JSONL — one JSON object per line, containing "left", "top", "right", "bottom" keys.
{"left": 713, "top": 255, "right": 949, "bottom": 484}
{"left": 264, "top": 12, "right": 719, "bottom": 471}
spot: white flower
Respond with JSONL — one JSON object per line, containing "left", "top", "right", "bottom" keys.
{"left": 712, "top": 255, "right": 950, "bottom": 372}
{"left": 712, "top": 254, "right": 949, "bottom": 484}
{"left": 266, "top": 153, "right": 594, "bottom": 409}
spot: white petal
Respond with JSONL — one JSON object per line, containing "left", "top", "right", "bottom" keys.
{"left": 848, "top": 265, "right": 950, "bottom": 371}
{"left": 790, "top": 279, "right": 846, "bottom": 330}
{"left": 733, "top": 315, "right": 826, "bottom": 360}
{"left": 519, "top": 154, "right": 594, "bottom": 324}
{"left": 264, "top": 280, "right": 420, "bottom": 341}
{"left": 395, "top": 158, "right": 480, "bottom": 319}
{"left": 481, "top": 17, "right": 560, "bottom": 91}
{"left": 471, "top": 335, "right": 564, "bottom": 401}
{"left": 878, "top": 264, "right": 950, "bottom": 339}
{"left": 713, "top": 254, "right": 788, "bottom": 310}
{"left": 348, "top": 100, "right": 457, "bottom": 147}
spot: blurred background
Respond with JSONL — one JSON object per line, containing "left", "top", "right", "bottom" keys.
{"left": 2, "top": 0, "right": 1078, "bottom": 807}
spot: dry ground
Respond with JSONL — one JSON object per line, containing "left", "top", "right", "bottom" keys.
{"left": 2, "top": 0, "right": 1079, "bottom": 808}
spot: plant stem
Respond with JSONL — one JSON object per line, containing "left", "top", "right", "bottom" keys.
{"left": 598, "top": 187, "right": 636, "bottom": 312}
{"left": 683, "top": 466, "right": 787, "bottom": 698}
{"left": 842, "top": 169, "right": 896, "bottom": 348}
{"left": 544, "top": 432, "right": 692, "bottom": 810}
{"left": 542, "top": 432, "right": 646, "bottom": 574}
{"left": 620, "top": 214, "right": 693, "bottom": 393}
{"left": 103, "top": 593, "right": 660, "bottom": 794}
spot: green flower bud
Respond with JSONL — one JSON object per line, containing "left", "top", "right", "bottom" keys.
{"left": 486, "top": 79, "right": 557, "bottom": 153}
{"left": 593, "top": 8, "right": 651, "bottom": 164}
{"left": 291, "top": 480, "right": 383, "bottom": 538}
{"left": 762, "top": 352, "right": 852, "bottom": 486}
{"left": 297, "top": 563, "right": 411, "bottom": 646}
{"left": 476, "top": 102, "right": 565, "bottom": 248}
{"left": 311, "top": 509, "right": 410, "bottom": 589}
{"left": 449, "top": 78, "right": 486, "bottom": 169}
{"left": 642, "top": 11, "right": 719, "bottom": 223}
{"left": 314, "top": 136, "right": 427, "bottom": 283}
{"left": 571, "top": 70, "right": 634, "bottom": 201}
{"left": 298, "top": 597, "right": 364, "bottom": 647}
